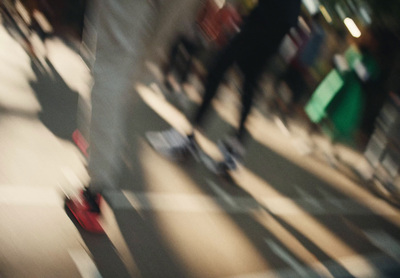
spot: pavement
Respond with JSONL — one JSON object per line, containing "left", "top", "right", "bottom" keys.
{"left": 2, "top": 16, "right": 400, "bottom": 278}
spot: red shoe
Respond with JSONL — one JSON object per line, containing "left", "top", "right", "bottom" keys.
{"left": 65, "top": 189, "right": 104, "bottom": 233}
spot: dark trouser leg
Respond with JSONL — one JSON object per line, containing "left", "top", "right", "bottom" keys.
{"left": 165, "top": 36, "right": 198, "bottom": 82}
{"left": 177, "top": 38, "right": 199, "bottom": 84}
{"left": 163, "top": 35, "right": 185, "bottom": 76}
{"left": 192, "top": 43, "right": 238, "bottom": 127}
{"left": 236, "top": 70, "right": 261, "bottom": 143}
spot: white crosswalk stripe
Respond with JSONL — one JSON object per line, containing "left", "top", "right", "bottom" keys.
{"left": 0, "top": 185, "right": 397, "bottom": 216}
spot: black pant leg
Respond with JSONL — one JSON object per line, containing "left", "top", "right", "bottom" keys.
{"left": 236, "top": 71, "right": 259, "bottom": 142}
{"left": 192, "top": 40, "right": 239, "bottom": 127}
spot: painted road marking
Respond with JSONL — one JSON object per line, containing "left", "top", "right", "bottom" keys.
{"left": 122, "top": 191, "right": 397, "bottom": 216}
{"left": 0, "top": 185, "right": 397, "bottom": 216}
{"left": 0, "top": 186, "right": 399, "bottom": 277}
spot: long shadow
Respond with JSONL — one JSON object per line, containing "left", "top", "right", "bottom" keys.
{"left": 115, "top": 87, "right": 297, "bottom": 277}
{"left": 263, "top": 205, "right": 357, "bottom": 277}
{"left": 56, "top": 85, "right": 190, "bottom": 277}
{"left": 139, "top": 76, "right": 400, "bottom": 275}
{"left": 4, "top": 17, "right": 199, "bottom": 276}
{"left": 263, "top": 204, "right": 400, "bottom": 277}
{"left": 212, "top": 128, "right": 400, "bottom": 276}
{"left": 237, "top": 124, "right": 400, "bottom": 275}
{"left": 113, "top": 86, "right": 326, "bottom": 277}
{"left": 57, "top": 69, "right": 400, "bottom": 277}
{"left": 29, "top": 58, "right": 79, "bottom": 141}
{"left": 106, "top": 92, "right": 189, "bottom": 278}
{"left": 64, "top": 204, "right": 132, "bottom": 278}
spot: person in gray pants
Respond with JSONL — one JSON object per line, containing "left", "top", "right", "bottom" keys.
{"left": 66, "top": 0, "right": 157, "bottom": 233}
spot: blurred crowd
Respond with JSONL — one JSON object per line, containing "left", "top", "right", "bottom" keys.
{"left": 2, "top": 0, "right": 400, "bottom": 151}
{"left": 2, "top": 0, "right": 400, "bottom": 203}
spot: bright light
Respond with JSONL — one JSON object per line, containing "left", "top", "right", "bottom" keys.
{"left": 319, "top": 5, "right": 332, "bottom": 23}
{"left": 215, "top": 0, "right": 225, "bottom": 9}
{"left": 344, "top": 17, "right": 361, "bottom": 38}
{"left": 302, "top": 0, "right": 320, "bottom": 15}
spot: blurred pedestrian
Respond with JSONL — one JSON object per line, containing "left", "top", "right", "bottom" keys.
{"left": 147, "top": 0, "right": 301, "bottom": 171}
{"left": 65, "top": 0, "right": 157, "bottom": 233}
{"left": 163, "top": 0, "right": 242, "bottom": 93}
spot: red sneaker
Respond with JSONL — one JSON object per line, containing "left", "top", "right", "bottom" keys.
{"left": 65, "top": 189, "right": 104, "bottom": 233}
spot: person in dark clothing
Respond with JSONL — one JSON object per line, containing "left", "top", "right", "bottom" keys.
{"left": 147, "top": 0, "right": 301, "bottom": 171}
{"left": 194, "top": 0, "right": 300, "bottom": 141}
{"left": 163, "top": 0, "right": 242, "bottom": 91}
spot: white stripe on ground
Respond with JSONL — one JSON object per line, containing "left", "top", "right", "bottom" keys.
{"left": 69, "top": 249, "right": 102, "bottom": 278}
{"left": 0, "top": 186, "right": 396, "bottom": 216}
{"left": 122, "top": 191, "right": 398, "bottom": 216}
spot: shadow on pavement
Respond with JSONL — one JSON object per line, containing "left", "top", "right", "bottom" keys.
{"left": 116, "top": 94, "right": 326, "bottom": 277}
{"left": 64, "top": 203, "right": 132, "bottom": 278}
{"left": 130, "top": 77, "right": 400, "bottom": 276}
{"left": 29, "top": 58, "right": 79, "bottom": 141}
{"left": 240, "top": 130, "right": 400, "bottom": 275}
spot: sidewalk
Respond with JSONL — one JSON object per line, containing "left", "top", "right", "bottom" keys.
{"left": 2, "top": 14, "right": 400, "bottom": 278}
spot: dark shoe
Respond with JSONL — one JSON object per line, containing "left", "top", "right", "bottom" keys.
{"left": 217, "top": 138, "right": 245, "bottom": 171}
{"left": 146, "top": 128, "right": 197, "bottom": 160}
{"left": 65, "top": 188, "right": 104, "bottom": 233}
